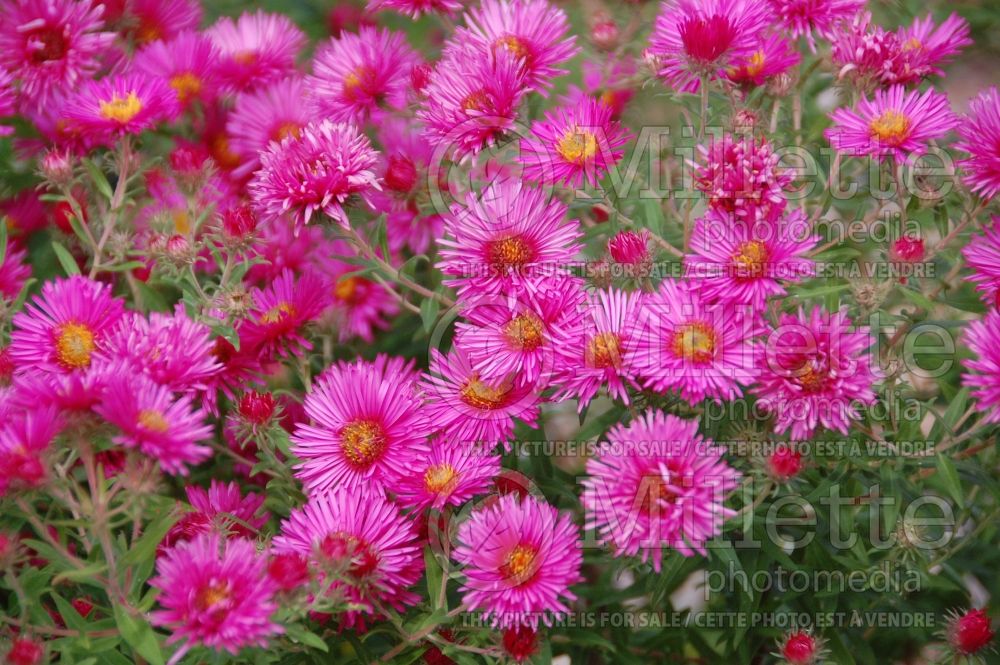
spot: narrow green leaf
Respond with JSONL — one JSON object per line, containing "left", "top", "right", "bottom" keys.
{"left": 122, "top": 509, "right": 178, "bottom": 567}
{"left": 284, "top": 624, "right": 329, "bottom": 653}
{"left": 935, "top": 454, "right": 965, "bottom": 509}
{"left": 0, "top": 218, "right": 7, "bottom": 266}
{"left": 113, "top": 605, "right": 165, "bottom": 665}
{"left": 84, "top": 159, "right": 114, "bottom": 201}
{"left": 51, "top": 241, "right": 81, "bottom": 276}
{"left": 420, "top": 296, "right": 440, "bottom": 332}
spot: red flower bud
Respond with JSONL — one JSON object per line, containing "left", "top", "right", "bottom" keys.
{"left": 949, "top": 608, "right": 995, "bottom": 655}
{"left": 268, "top": 553, "right": 310, "bottom": 591}
{"left": 238, "top": 391, "right": 276, "bottom": 426}
{"left": 6, "top": 637, "right": 44, "bottom": 665}
{"left": 502, "top": 625, "right": 538, "bottom": 663}
{"left": 890, "top": 235, "right": 925, "bottom": 263}
{"left": 781, "top": 631, "right": 819, "bottom": 664}
{"left": 767, "top": 446, "right": 803, "bottom": 482}
{"left": 384, "top": 155, "right": 419, "bottom": 194}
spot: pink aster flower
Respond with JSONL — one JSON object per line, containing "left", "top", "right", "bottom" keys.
{"left": 458, "top": 0, "right": 577, "bottom": 94}
{"left": 0, "top": 69, "right": 16, "bottom": 136}
{"left": 133, "top": 31, "right": 220, "bottom": 108}
{"left": 95, "top": 372, "right": 212, "bottom": 475}
{"left": 151, "top": 533, "right": 280, "bottom": 660}
{"left": 685, "top": 208, "right": 818, "bottom": 308}
{"left": 454, "top": 493, "right": 582, "bottom": 629}
{"left": 0, "top": 191, "right": 48, "bottom": 237}
{"left": 0, "top": 0, "right": 115, "bottom": 103}
{"left": 825, "top": 85, "right": 958, "bottom": 162}
{"left": 828, "top": 11, "right": 897, "bottom": 87}
{"left": 129, "top": 0, "right": 202, "bottom": 45}
{"left": 0, "top": 238, "right": 30, "bottom": 300}
{"left": 423, "top": 345, "right": 542, "bottom": 449}
{"left": 63, "top": 72, "right": 181, "bottom": 146}
{"left": 583, "top": 410, "right": 739, "bottom": 567}
{"left": 395, "top": 439, "right": 501, "bottom": 512}
{"left": 208, "top": 11, "right": 306, "bottom": 93}
{"left": 890, "top": 13, "right": 971, "bottom": 86}
{"left": 438, "top": 180, "right": 584, "bottom": 299}
{"left": 633, "top": 278, "right": 761, "bottom": 404}
{"left": 418, "top": 46, "right": 527, "bottom": 159}
{"left": 649, "top": 0, "right": 771, "bottom": 94}
{"left": 767, "top": 0, "right": 864, "bottom": 51}
{"left": 753, "top": 306, "right": 881, "bottom": 440}
{"left": 9, "top": 275, "right": 125, "bottom": 375}
{"left": 520, "top": 98, "right": 631, "bottom": 188}
{"left": 725, "top": 33, "right": 801, "bottom": 87}
{"left": 272, "top": 487, "right": 424, "bottom": 622}
{"left": 292, "top": 357, "right": 430, "bottom": 495}
{"left": 693, "top": 131, "right": 793, "bottom": 222}
{"left": 963, "top": 309, "right": 1000, "bottom": 423}
{"left": 238, "top": 268, "right": 328, "bottom": 361}
{"left": 561, "top": 58, "right": 636, "bottom": 120}
{"left": 964, "top": 217, "right": 1000, "bottom": 306}
{"left": 226, "top": 77, "right": 317, "bottom": 180}
{"left": 308, "top": 27, "right": 422, "bottom": 123}
{"left": 368, "top": 0, "right": 463, "bottom": 18}
{"left": 552, "top": 288, "right": 644, "bottom": 410}
{"left": 315, "top": 239, "right": 399, "bottom": 343}
{"left": 956, "top": 87, "right": 1000, "bottom": 201}
{"left": 0, "top": 406, "right": 63, "bottom": 496}
{"left": 248, "top": 119, "right": 381, "bottom": 229}
{"left": 163, "top": 481, "right": 268, "bottom": 549}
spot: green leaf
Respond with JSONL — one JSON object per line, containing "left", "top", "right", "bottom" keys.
{"left": 420, "top": 296, "right": 440, "bottom": 333}
{"left": 51, "top": 241, "right": 81, "bottom": 276}
{"left": 50, "top": 592, "right": 90, "bottom": 635}
{"left": 83, "top": 159, "right": 114, "bottom": 201}
{"left": 424, "top": 545, "right": 445, "bottom": 610}
{"left": 113, "top": 605, "right": 165, "bottom": 665}
{"left": 0, "top": 217, "right": 7, "bottom": 266}
{"left": 935, "top": 454, "right": 964, "bottom": 509}
{"left": 284, "top": 624, "right": 329, "bottom": 653}
{"left": 122, "top": 509, "right": 178, "bottom": 568}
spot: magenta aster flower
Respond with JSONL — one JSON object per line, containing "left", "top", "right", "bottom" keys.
{"left": 963, "top": 309, "right": 1000, "bottom": 424}
{"left": 315, "top": 239, "right": 400, "bottom": 343}
{"left": 825, "top": 85, "right": 958, "bottom": 162}
{"left": 520, "top": 98, "right": 631, "bottom": 188}
{"left": 890, "top": 13, "right": 971, "bottom": 85}
{"left": 583, "top": 410, "right": 739, "bottom": 567}
{"left": 63, "top": 72, "right": 181, "bottom": 146}
{"left": 459, "top": 0, "right": 577, "bottom": 94}
{"left": 685, "top": 208, "right": 818, "bottom": 308}
{"left": 423, "top": 346, "right": 542, "bottom": 449}
{"left": 238, "top": 269, "right": 328, "bottom": 361}
{"left": 561, "top": 58, "right": 636, "bottom": 120}
{"left": 693, "top": 131, "right": 793, "bottom": 222}
{"left": 438, "top": 180, "right": 584, "bottom": 299}
{"left": 272, "top": 487, "right": 424, "bottom": 622}
{"left": 0, "top": 406, "right": 63, "bottom": 496}
{"left": 829, "top": 11, "right": 897, "bottom": 86}
{"left": 552, "top": 288, "right": 644, "bottom": 410}
{"left": 0, "top": 0, "right": 115, "bottom": 103}
{"left": 292, "top": 357, "right": 430, "bottom": 495}
{"left": 634, "top": 278, "right": 761, "bottom": 404}
{"left": 174, "top": 480, "right": 268, "bottom": 545}
{"left": 725, "top": 33, "right": 801, "bottom": 87}
{"left": 95, "top": 373, "right": 212, "bottom": 475}
{"left": 133, "top": 31, "right": 220, "bottom": 108}
{"left": 753, "top": 306, "right": 881, "bottom": 440}
{"left": 649, "top": 0, "right": 771, "bottom": 94}
{"left": 454, "top": 493, "right": 582, "bottom": 629}
{"left": 964, "top": 217, "right": 1000, "bottom": 306}
{"left": 0, "top": 239, "right": 30, "bottom": 300}
{"left": 151, "top": 533, "right": 280, "bottom": 659}
{"left": 766, "top": 0, "right": 863, "bottom": 50}
{"left": 395, "top": 439, "right": 501, "bottom": 512}
{"left": 208, "top": 10, "right": 306, "bottom": 93}
{"left": 129, "top": 0, "right": 201, "bottom": 45}
{"left": 248, "top": 119, "right": 381, "bottom": 230}
{"left": 956, "top": 87, "right": 1000, "bottom": 201}
{"left": 418, "top": 46, "right": 527, "bottom": 159}
{"left": 308, "top": 27, "right": 422, "bottom": 123}
{"left": 0, "top": 69, "right": 16, "bottom": 135}
{"left": 227, "top": 77, "right": 317, "bottom": 179}
{"left": 10, "top": 275, "right": 125, "bottom": 375}
{"left": 368, "top": 0, "right": 463, "bottom": 18}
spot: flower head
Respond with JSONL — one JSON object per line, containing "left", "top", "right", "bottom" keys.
{"left": 890, "top": 13, "right": 971, "bottom": 85}
{"left": 395, "top": 439, "right": 501, "bottom": 512}
{"left": 128, "top": 0, "right": 202, "bottom": 45}
{"left": 956, "top": 87, "right": 1000, "bottom": 201}
{"left": 963, "top": 217, "right": 1000, "bottom": 306}
{"left": 134, "top": 31, "right": 220, "bottom": 108}
{"left": 693, "top": 131, "right": 793, "bottom": 222}
{"left": 725, "top": 33, "right": 800, "bottom": 87}
{"left": 767, "top": 0, "right": 863, "bottom": 50}
{"left": 963, "top": 309, "right": 1000, "bottom": 424}
{"left": 238, "top": 269, "right": 329, "bottom": 361}
{"left": 947, "top": 608, "right": 995, "bottom": 656}
{"left": 208, "top": 10, "right": 306, "bottom": 93}
{"left": 63, "top": 72, "right": 181, "bottom": 146}
{"left": 368, "top": 0, "right": 464, "bottom": 18}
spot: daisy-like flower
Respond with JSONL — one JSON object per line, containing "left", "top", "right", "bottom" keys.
{"left": 272, "top": 487, "right": 424, "bottom": 622}
{"left": 649, "top": 0, "right": 771, "bottom": 94}
{"left": 227, "top": 77, "right": 317, "bottom": 180}
{"left": 0, "top": 239, "right": 30, "bottom": 300}
{"left": 964, "top": 217, "right": 1000, "bottom": 306}
{"left": 423, "top": 346, "right": 542, "bottom": 449}
{"left": 9, "top": 275, "right": 125, "bottom": 375}
{"left": 238, "top": 269, "right": 329, "bottom": 361}
{"left": 685, "top": 208, "right": 818, "bottom": 308}
{"left": 552, "top": 288, "right": 644, "bottom": 410}
{"left": 150, "top": 533, "right": 280, "bottom": 659}
{"left": 308, "top": 27, "right": 422, "bottom": 123}
{"left": 828, "top": 11, "right": 897, "bottom": 88}
{"left": 208, "top": 10, "right": 306, "bottom": 93}
{"left": 248, "top": 119, "right": 381, "bottom": 229}
{"left": 890, "top": 13, "right": 971, "bottom": 86}
{"left": 315, "top": 239, "right": 400, "bottom": 343}
{"left": 693, "top": 131, "right": 793, "bottom": 222}
{"left": 0, "top": 406, "right": 63, "bottom": 496}
{"left": 438, "top": 180, "right": 584, "bottom": 298}
{"left": 635, "top": 278, "right": 761, "bottom": 404}
{"left": 520, "top": 98, "right": 631, "bottom": 188}
{"left": 133, "top": 31, "right": 220, "bottom": 108}
{"left": 583, "top": 410, "right": 739, "bottom": 567}
{"left": 368, "top": 0, "right": 463, "bottom": 17}
{"left": 95, "top": 373, "right": 212, "bottom": 475}
{"left": 418, "top": 46, "right": 527, "bottom": 159}
{"left": 963, "top": 309, "right": 1000, "bottom": 424}
{"left": 825, "top": 85, "right": 958, "bottom": 162}
{"left": 0, "top": 191, "right": 48, "bottom": 237}
{"left": 128, "top": 0, "right": 202, "bottom": 45}
{"left": 766, "top": 0, "right": 864, "bottom": 51}
{"left": 725, "top": 33, "right": 801, "bottom": 87}
{"left": 63, "top": 72, "right": 181, "bottom": 146}
{"left": 458, "top": 0, "right": 577, "bottom": 94}
{"left": 454, "top": 492, "right": 581, "bottom": 629}
{"left": 292, "top": 357, "right": 430, "bottom": 495}
{"left": 162, "top": 481, "right": 269, "bottom": 550}
{"left": 956, "top": 87, "right": 1000, "bottom": 201}
{"left": 753, "top": 306, "right": 881, "bottom": 440}
{"left": 456, "top": 275, "right": 586, "bottom": 385}
{"left": 0, "top": 0, "right": 115, "bottom": 103}
{"left": 395, "top": 439, "right": 501, "bottom": 512}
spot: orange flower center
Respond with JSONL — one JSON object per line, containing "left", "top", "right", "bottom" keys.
{"left": 486, "top": 235, "right": 534, "bottom": 273}
{"left": 261, "top": 301, "right": 294, "bottom": 324}
{"left": 195, "top": 581, "right": 230, "bottom": 611}
{"left": 340, "top": 419, "right": 387, "bottom": 469}
{"left": 55, "top": 322, "right": 95, "bottom": 370}
{"left": 732, "top": 240, "right": 769, "bottom": 279}
{"left": 423, "top": 463, "right": 458, "bottom": 494}
{"left": 672, "top": 321, "right": 717, "bottom": 363}
{"left": 460, "top": 376, "right": 511, "bottom": 410}
{"left": 272, "top": 122, "right": 302, "bottom": 142}
{"left": 461, "top": 89, "right": 490, "bottom": 113}
{"left": 99, "top": 92, "right": 143, "bottom": 124}
{"left": 169, "top": 72, "right": 202, "bottom": 103}
{"left": 503, "top": 313, "right": 545, "bottom": 351}
{"left": 869, "top": 110, "right": 911, "bottom": 147}
{"left": 586, "top": 331, "right": 622, "bottom": 369}
{"left": 334, "top": 276, "right": 365, "bottom": 304}
{"left": 494, "top": 34, "right": 531, "bottom": 61}
{"left": 499, "top": 543, "right": 538, "bottom": 585}
{"left": 795, "top": 362, "right": 827, "bottom": 394}
{"left": 556, "top": 127, "right": 598, "bottom": 165}
{"left": 138, "top": 409, "right": 169, "bottom": 433}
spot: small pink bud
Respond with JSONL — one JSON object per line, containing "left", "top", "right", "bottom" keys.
{"left": 767, "top": 446, "right": 803, "bottom": 482}
{"left": 781, "top": 631, "right": 819, "bottom": 664}
{"left": 949, "top": 608, "right": 994, "bottom": 655}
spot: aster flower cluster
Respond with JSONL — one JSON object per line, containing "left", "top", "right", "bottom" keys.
{"left": 0, "top": 0, "right": 999, "bottom": 663}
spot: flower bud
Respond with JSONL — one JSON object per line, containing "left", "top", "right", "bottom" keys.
{"left": 948, "top": 608, "right": 994, "bottom": 655}
{"left": 767, "top": 446, "right": 803, "bottom": 482}
{"left": 384, "top": 155, "right": 419, "bottom": 194}
{"left": 780, "top": 630, "right": 820, "bottom": 664}
{"left": 502, "top": 626, "right": 538, "bottom": 663}
{"left": 591, "top": 14, "right": 619, "bottom": 51}
{"left": 6, "top": 637, "right": 44, "bottom": 665}
{"left": 268, "top": 553, "right": 310, "bottom": 591}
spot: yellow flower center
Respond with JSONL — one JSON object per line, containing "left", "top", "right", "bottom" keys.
{"left": 746, "top": 50, "right": 766, "bottom": 77}
{"left": 556, "top": 127, "right": 598, "bottom": 165}
{"left": 486, "top": 235, "right": 534, "bottom": 273}
{"left": 343, "top": 65, "right": 374, "bottom": 99}
{"left": 586, "top": 331, "right": 622, "bottom": 369}
{"left": 173, "top": 210, "right": 190, "bottom": 234}
{"left": 138, "top": 409, "right": 169, "bottom": 433}
{"left": 503, "top": 313, "right": 545, "bottom": 351}
{"left": 55, "top": 322, "right": 95, "bottom": 370}
{"left": 169, "top": 72, "right": 202, "bottom": 103}
{"left": 732, "top": 240, "right": 769, "bottom": 279}
{"left": 340, "top": 419, "right": 387, "bottom": 469}
{"left": 334, "top": 276, "right": 364, "bottom": 304}
{"left": 672, "top": 321, "right": 717, "bottom": 364}
{"left": 195, "top": 581, "right": 230, "bottom": 611}
{"left": 460, "top": 376, "right": 511, "bottom": 411}
{"left": 500, "top": 543, "right": 538, "bottom": 585}
{"left": 461, "top": 89, "right": 490, "bottom": 113}
{"left": 260, "top": 301, "right": 294, "bottom": 324}
{"left": 494, "top": 34, "right": 530, "bottom": 61}
{"left": 272, "top": 122, "right": 302, "bottom": 142}
{"left": 423, "top": 463, "right": 458, "bottom": 494}
{"left": 869, "top": 110, "right": 911, "bottom": 147}
{"left": 99, "top": 92, "right": 143, "bottom": 124}
{"left": 795, "top": 362, "right": 827, "bottom": 394}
